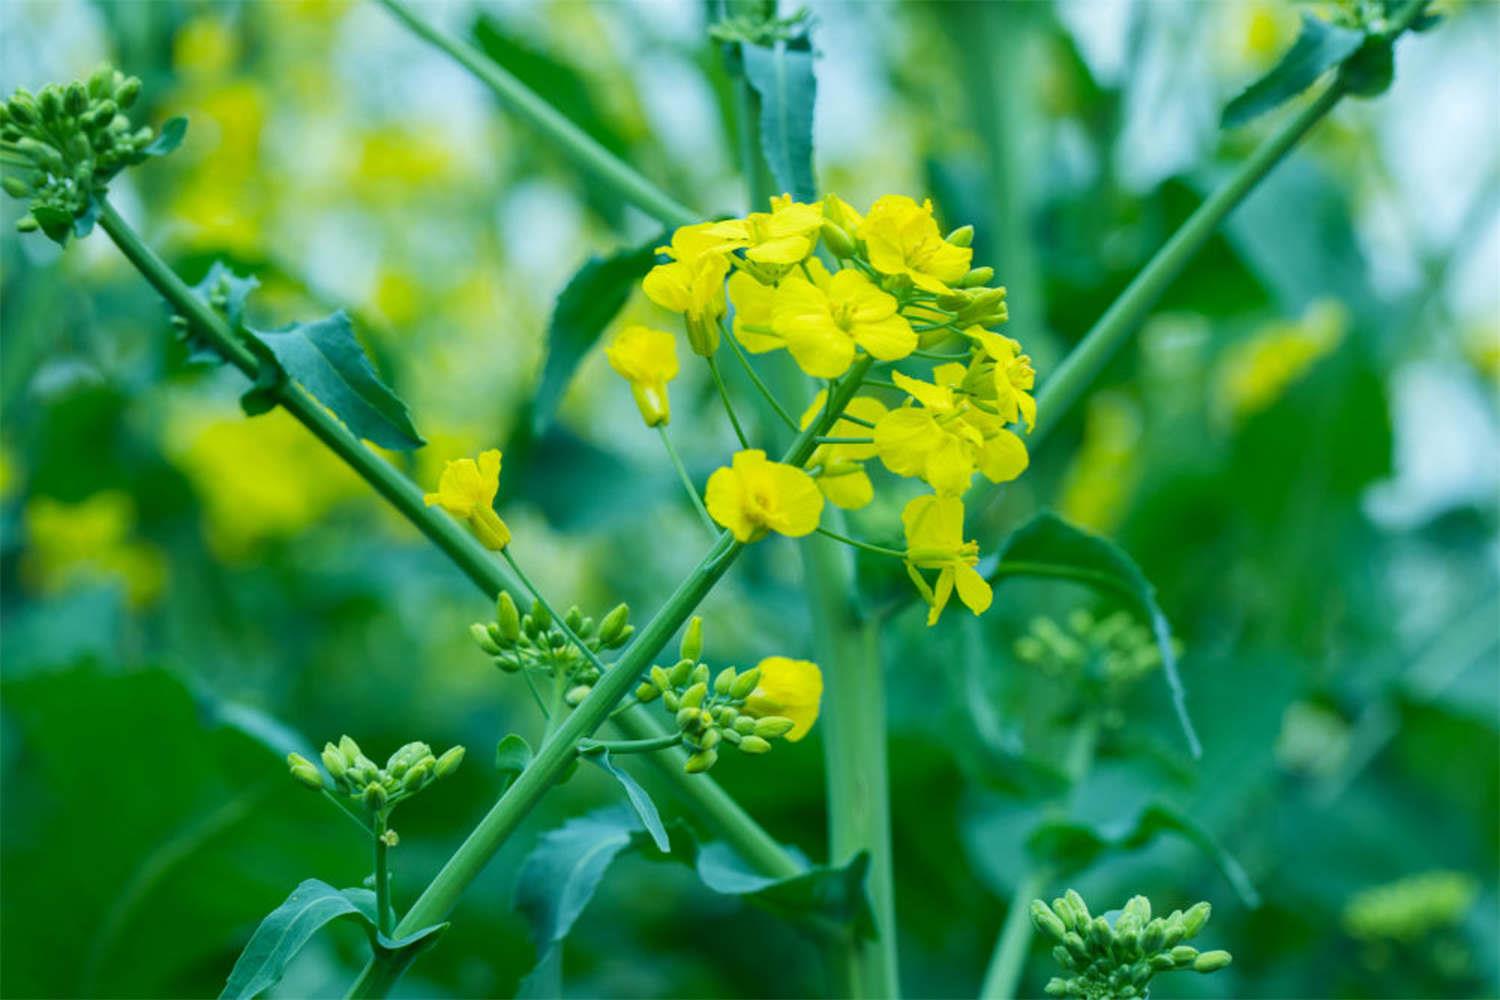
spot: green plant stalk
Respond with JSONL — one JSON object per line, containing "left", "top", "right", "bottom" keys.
{"left": 92, "top": 197, "right": 804, "bottom": 917}
{"left": 657, "top": 424, "right": 717, "bottom": 536}
{"left": 376, "top": 0, "right": 696, "bottom": 230}
{"left": 373, "top": 813, "right": 393, "bottom": 937}
{"left": 978, "top": 868, "right": 1049, "bottom": 1000}
{"left": 385, "top": 357, "right": 874, "bottom": 946}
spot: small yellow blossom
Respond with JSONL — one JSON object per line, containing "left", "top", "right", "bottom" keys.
{"left": 606, "top": 325, "right": 679, "bottom": 427}
{"left": 860, "top": 195, "right": 972, "bottom": 294}
{"left": 1216, "top": 299, "right": 1348, "bottom": 421}
{"left": 902, "top": 494, "right": 991, "bottom": 626}
{"left": 967, "top": 327, "right": 1037, "bottom": 431}
{"left": 800, "top": 391, "right": 888, "bottom": 510}
{"left": 699, "top": 195, "right": 823, "bottom": 270}
{"left": 773, "top": 268, "right": 917, "bottom": 378}
{"left": 23, "top": 492, "right": 167, "bottom": 607}
{"left": 424, "top": 449, "right": 510, "bottom": 550}
{"left": 874, "top": 364, "right": 1028, "bottom": 495}
{"left": 643, "top": 251, "right": 730, "bottom": 356}
{"left": 743, "top": 656, "right": 823, "bottom": 741}
{"left": 705, "top": 449, "right": 823, "bottom": 542}
{"left": 728, "top": 270, "right": 781, "bottom": 352}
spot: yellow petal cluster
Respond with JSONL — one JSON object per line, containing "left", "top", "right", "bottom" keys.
{"left": 800, "top": 390, "right": 888, "bottom": 510}
{"left": 606, "top": 325, "right": 679, "bottom": 427}
{"left": 874, "top": 364, "right": 1029, "bottom": 495}
{"left": 743, "top": 656, "right": 823, "bottom": 742}
{"left": 902, "top": 494, "right": 992, "bottom": 626}
{"left": 860, "top": 194, "right": 972, "bottom": 294}
{"left": 705, "top": 449, "right": 824, "bottom": 543}
{"left": 423, "top": 449, "right": 510, "bottom": 550}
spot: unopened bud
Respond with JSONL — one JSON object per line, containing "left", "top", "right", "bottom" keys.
{"left": 681, "top": 681, "right": 707, "bottom": 708}
{"left": 663, "top": 690, "right": 680, "bottom": 711}
{"left": 636, "top": 682, "right": 660, "bottom": 702}
{"left": 470, "top": 622, "right": 502, "bottom": 655}
{"left": 1030, "top": 900, "right": 1067, "bottom": 940}
{"left": 564, "top": 605, "right": 584, "bottom": 632}
{"left": 676, "top": 707, "right": 699, "bottom": 730}
{"left": 730, "top": 668, "right": 760, "bottom": 699}
{"left": 698, "top": 728, "right": 722, "bottom": 751}
{"left": 598, "top": 603, "right": 630, "bottom": 645}
{"left": 363, "top": 782, "right": 388, "bottom": 809}
{"left": 1193, "top": 950, "right": 1231, "bottom": 973}
{"left": 338, "top": 735, "right": 362, "bottom": 763}
{"left": 959, "top": 265, "right": 994, "bottom": 288}
{"left": 380, "top": 828, "right": 400, "bottom": 847}
{"left": 565, "top": 684, "right": 591, "bottom": 706}
{"left": 734, "top": 715, "right": 756, "bottom": 735}
{"left": 3, "top": 175, "right": 31, "bottom": 199}
{"left": 287, "top": 753, "right": 323, "bottom": 790}
{"left": 402, "top": 759, "right": 433, "bottom": 791}
{"left": 753, "top": 716, "right": 795, "bottom": 739}
{"left": 114, "top": 76, "right": 142, "bottom": 108}
{"left": 684, "top": 748, "right": 717, "bottom": 773}
{"left": 1180, "top": 901, "right": 1211, "bottom": 938}
{"left": 495, "top": 592, "right": 522, "bottom": 642}
{"left": 713, "top": 667, "right": 736, "bottom": 695}
{"left": 945, "top": 224, "right": 974, "bottom": 247}
{"left": 690, "top": 663, "right": 709, "bottom": 686}
{"left": 820, "top": 219, "right": 856, "bottom": 258}
{"left": 650, "top": 665, "right": 672, "bottom": 691}
{"left": 64, "top": 82, "right": 87, "bottom": 115}
{"left": 668, "top": 658, "right": 693, "bottom": 686}
{"left": 434, "top": 745, "right": 465, "bottom": 779}
{"left": 679, "top": 616, "right": 703, "bottom": 662}
{"left": 529, "top": 599, "right": 551, "bottom": 631}
{"left": 1170, "top": 945, "right": 1199, "bottom": 966}
{"left": 738, "top": 734, "right": 771, "bottom": 754}
{"left": 321, "top": 743, "right": 348, "bottom": 780}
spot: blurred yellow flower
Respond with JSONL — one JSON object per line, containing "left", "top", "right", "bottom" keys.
{"left": 800, "top": 391, "right": 888, "bottom": 510}
{"left": 968, "top": 327, "right": 1037, "bottom": 431}
{"left": 773, "top": 268, "right": 916, "bottom": 377}
{"left": 424, "top": 449, "right": 510, "bottom": 551}
{"left": 705, "top": 449, "right": 823, "bottom": 542}
{"left": 860, "top": 195, "right": 972, "bottom": 294}
{"left": 606, "top": 325, "right": 679, "bottom": 427}
{"left": 874, "top": 364, "right": 1028, "bottom": 495}
{"left": 174, "top": 16, "right": 239, "bottom": 78}
{"left": 1057, "top": 392, "right": 1142, "bottom": 535}
{"left": 902, "top": 494, "right": 991, "bottom": 627}
{"left": 23, "top": 492, "right": 166, "bottom": 607}
{"left": 1343, "top": 871, "right": 1478, "bottom": 943}
{"left": 743, "top": 656, "right": 823, "bottom": 741}
{"left": 1217, "top": 299, "right": 1348, "bottom": 422}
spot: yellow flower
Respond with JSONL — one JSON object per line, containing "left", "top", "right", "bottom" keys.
{"left": 643, "top": 251, "right": 730, "bottom": 356}
{"left": 967, "top": 327, "right": 1038, "bottom": 431}
{"left": 1216, "top": 299, "right": 1347, "bottom": 421}
{"left": 859, "top": 195, "right": 972, "bottom": 294}
{"left": 424, "top": 449, "right": 511, "bottom": 550}
{"left": 728, "top": 270, "right": 782, "bottom": 353}
{"left": 800, "top": 391, "right": 888, "bottom": 510}
{"left": 902, "top": 494, "right": 991, "bottom": 627}
{"left": 705, "top": 449, "right": 824, "bottom": 542}
{"left": 743, "top": 656, "right": 823, "bottom": 741}
{"left": 606, "top": 325, "right": 679, "bottom": 427}
{"left": 874, "top": 364, "right": 1028, "bottom": 495}
{"left": 699, "top": 195, "right": 823, "bottom": 270}
{"left": 23, "top": 492, "right": 167, "bottom": 607}
{"left": 773, "top": 268, "right": 917, "bottom": 378}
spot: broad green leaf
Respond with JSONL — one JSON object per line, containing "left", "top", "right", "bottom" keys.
{"left": 248, "top": 311, "right": 424, "bottom": 450}
{"left": 144, "top": 116, "right": 188, "bottom": 157}
{"left": 1221, "top": 15, "right": 1365, "bottom": 128}
{"left": 218, "top": 880, "right": 373, "bottom": 1000}
{"left": 741, "top": 40, "right": 818, "bottom": 203}
{"left": 581, "top": 748, "right": 670, "bottom": 852}
{"left": 532, "top": 236, "right": 662, "bottom": 431}
{"left": 1025, "top": 801, "right": 1261, "bottom": 909}
{"left": 692, "top": 842, "right": 876, "bottom": 940}
{"left": 495, "top": 733, "right": 533, "bottom": 782}
{"left": 986, "top": 512, "right": 1201, "bottom": 758}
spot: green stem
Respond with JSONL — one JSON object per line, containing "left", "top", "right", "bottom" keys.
{"left": 815, "top": 435, "right": 873, "bottom": 445}
{"left": 373, "top": 812, "right": 393, "bottom": 937}
{"left": 578, "top": 733, "right": 682, "bottom": 755}
{"left": 978, "top": 868, "right": 1049, "bottom": 1000}
{"left": 815, "top": 525, "right": 904, "bottom": 560}
{"left": 837, "top": 412, "right": 876, "bottom": 429}
{"left": 344, "top": 949, "right": 414, "bottom": 1000}
{"left": 375, "top": 0, "right": 695, "bottom": 229}
{"left": 1029, "top": 78, "right": 1347, "bottom": 446}
{"left": 657, "top": 424, "right": 717, "bottom": 537}
{"left": 987, "top": 560, "right": 1139, "bottom": 603}
{"left": 707, "top": 353, "right": 751, "bottom": 448}
{"left": 721, "top": 325, "right": 800, "bottom": 432}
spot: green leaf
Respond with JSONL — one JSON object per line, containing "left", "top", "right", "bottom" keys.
{"left": 693, "top": 842, "right": 876, "bottom": 940}
{"left": 1025, "top": 801, "right": 1261, "bottom": 909}
{"left": 495, "top": 733, "right": 533, "bottom": 783}
{"left": 31, "top": 203, "right": 73, "bottom": 245}
{"left": 1221, "top": 15, "right": 1365, "bottom": 128}
{"left": 248, "top": 311, "right": 424, "bottom": 450}
{"left": 581, "top": 749, "right": 669, "bottom": 852}
{"left": 1341, "top": 36, "right": 1396, "bottom": 97}
{"left": 741, "top": 40, "right": 818, "bottom": 203}
{"left": 182, "top": 261, "right": 261, "bottom": 366}
{"left": 986, "top": 512, "right": 1201, "bottom": 758}
{"left": 218, "top": 880, "right": 373, "bottom": 999}
{"left": 144, "top": 116, "right": 188, "bottom": 157}
{"left": 532, "top": 236, "right": 662, "bottom": 431}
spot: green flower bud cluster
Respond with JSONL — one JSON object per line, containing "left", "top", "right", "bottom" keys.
{"left": 1342, "top": 870, "right": 1479, "bottom": 943}
{"left": 1, "top": 66, "right": 161, "bottom": 243}
{"left": 1015, "top": 609, "right": 1171, "bottom": 694}
{"left": 1031, "top": 891, "right": 1231, "bottom": 999}
{"left": 632, "top": 617, "right": 795, "bottom": 773}
{"left": 286, "top": 735, "right": 465, "bottom": 815}
{"left": 470, "top": 592, "right": 633, "bottom": 701}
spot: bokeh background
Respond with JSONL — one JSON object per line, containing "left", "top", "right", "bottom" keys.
{"left": 2, "top": 1, "right": 1497, "bottom": 997}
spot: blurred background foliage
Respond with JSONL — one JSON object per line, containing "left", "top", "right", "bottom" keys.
{"left": 1, "top": 1, "right": 1496, "bottom": 997}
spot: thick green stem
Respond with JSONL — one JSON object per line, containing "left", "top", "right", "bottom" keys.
{"left": 373, "top": 813, "right": 393, "bottom": 938}
{"left": 1028, "top": 79, "right": 1346, "bottom": 447}
{"left": 375, "top": 0, "right": 696, "bottom": 229}
{"left": 344, "top": 949, "right": 414, "bottom": 1000}
{"left": 978, "top": 868, "right": 1049, "bottom": 1000}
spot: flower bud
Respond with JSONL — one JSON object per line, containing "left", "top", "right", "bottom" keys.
{"left": 681, "top": 681, "right": 707, "bottom": 708}
{"left": 738, "top": 734, "right": 771, "bottom": 754}
{"left": 402, "top": 759, "right": 433, "bottom": 792}
{"left": 64, "top": 82, "right": 87, "bottom": 116}
{"left": 684, "top": 748, "right": 718, "bottom": 773}
{"left": 529, "top": 598, "right": 551, "bottom": 631}
{"left": 470, "top": 622, "right": 502, "bottom": 655}
{"left": 434, "top": 745, "right": 466, "bottom": 779}
{"left": 729, "top": 667, "right": 760, "bottom": 699}
{"left": 1180, "top": 901, "right": 1211, "bottom": 938}
{"left": 338, "top": 735, "right": 363, "bottom": 764}
{"left": 495, "top": 591, "right": 522, "bottom": 642}
{"left": 16, "top": 214, "right": 38, "bottom": 233}
{"left": 675, "top": 706, "right": 698, "bottom": 730}
{"left": 690, "top": 663, "right": 709, "bottom": 686}
{"left": 753, "top": 716, "right": 795, "bottom": 739}
{"left": 734, "top": 715, "right": 756, "bottom": 735}
{"left": 564, "top": 605, "right": 584, "bottom": 633}
{"left": 663, "top": 690, "right": 680, "bottom": 711}
{"left": 698, "top": 709, "right": 714, "bottom": 729}
{"left": 1193, "top": 950, "right": 1231, "bottom": 973}
{"left": 698, "top": 728, "right": 722, "bottom": 751}
{"left": 1064, "top": 889, "right": 1091, "bottom": 925}
{"left": 713, "top": 667, "right": 736, "bottom": 695}
{"left": 820, "top": 219, "right": 856, "bottom": 258}
{"left": 363, "top": 782, "right": 388, "bottom": 809}
{"left": 597, "top": 603, "right": 630, "bottom": 645}
{"left": 321, "top": 743, "right": 348, "bottom": 780}
{"left": 6, "top": 97, "right": 35, "bottom": 126}
{"left": 114, "top": 76, "right": 142, "bottom": 108}
{"left": 37, "top": 86, "right": 61, "bottom": 121}
{"left": 679, "top": 616, "right": 703, "bottom": 663}
{"left": 945, "top": 224, "right": 973, "bottom": 248}
{"left": 87, "top": 66, "right": 115, "bottom": 98}
{"left": 650, "top": 665, "right": 672, "bottom": 691}
{"left": 1170, "top": 945, "right": 1198, "bottom": 966}
{"left": 635, "top": 681, "right": 658, "bottom": 702}
{"left": 3, "top": 175, "right": 31, "bottom": 198}
{"left": 381, "top": 829, "right": 400, "bottom": 847}
{"left": 959, "top": 266, "right": 995, "bottom": 288}
{"left": 668, "top": 658, "right": 694, "bottom": 686}
{"left": 1030, "top": 900, "right": 1067, "bottom": 941}
{"left": 565, "top": 684, "right": 591, "bottom": 706}
{"left": 287, "top": 753, "right": 323, "bottom": 790}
